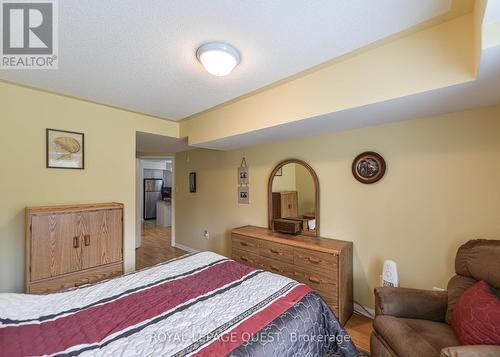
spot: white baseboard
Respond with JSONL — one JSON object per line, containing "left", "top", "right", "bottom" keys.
{"left": 174, "top": 243, "right": 199, "bottom": 254}
{"left": 354, "top": 302, "right": 375, "bottom": 319}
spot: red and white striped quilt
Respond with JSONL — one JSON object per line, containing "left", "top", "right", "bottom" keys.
{"left": 0, "top": 252, "right": 314, "bottom": 356}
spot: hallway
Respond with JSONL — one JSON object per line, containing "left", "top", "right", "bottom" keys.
{"left": 135, "top": 221, "right": 187, "bottom": 270}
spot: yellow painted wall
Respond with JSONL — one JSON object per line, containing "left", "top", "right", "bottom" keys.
{"left": 295, "top": 164, "right": 315, "bottom": 216}
{"left": 473, "top": 0, "right": 487, "bottom": 74}
{"left": 180, "top": 14, "right": 475, "bottom": 146}
{"left": 271, "top": 163, "right": 296, "bottom": 192}
{"left": 175, "top": 105, "right": 500, "bottom": 308}
{"left": 0, "top": 81, "right": 178, "bottom": 293}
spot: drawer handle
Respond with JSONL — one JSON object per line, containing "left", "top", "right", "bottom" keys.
{"left": 308, "top": 257, "right": 321, "bottom": 264}
{"left": 74, "top": 278, "right": 90, "bottom": 287}
{"left": 270, "top": 248, "right": 280, "bottom": 254}
{"left": 73, "top": 237, "right": 79, "bottom": 249}
{"left": 84, "top": 235, "right": 91, "bottom": 246}
{"left": 240, "top": 256, "right": 249, "bottom": 262}
{"left": 240, "top": 242, "right": 249, "bottom": 247}
{"left": 309, "top": 276, "right": 321, "bottom": 284}
{"left": 270, "top": 265, "right": 280, "bottom": 272}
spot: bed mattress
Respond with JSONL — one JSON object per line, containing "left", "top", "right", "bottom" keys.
{"left": 0, "top": 252, "right": 357, "bottom": 356}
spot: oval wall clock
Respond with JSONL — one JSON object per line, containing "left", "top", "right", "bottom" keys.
{"left": 352, "top": 151, "right": 386, "bottom": 184}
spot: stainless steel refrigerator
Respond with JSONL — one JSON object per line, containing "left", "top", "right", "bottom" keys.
{"left": 144, "top": 179, "right": 163, "bottom": 220}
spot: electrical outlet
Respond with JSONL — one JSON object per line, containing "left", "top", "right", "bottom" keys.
{"left": 203, "top": 230, "right": 209, "bottom": 240}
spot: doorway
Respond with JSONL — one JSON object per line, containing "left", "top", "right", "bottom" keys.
{"left": 135, "top": 132, "right": 192, "bottom": 270}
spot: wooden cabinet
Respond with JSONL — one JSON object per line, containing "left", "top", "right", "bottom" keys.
{"left": 26, "top": 203, "right": 124, "bottom": 293}
{"left": 231, "top": 225, "right": 353, "bottom": 325}
{"left": 272, "top": 191, "right": 298, "bottom": 219}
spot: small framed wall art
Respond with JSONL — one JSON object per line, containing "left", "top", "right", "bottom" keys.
{"left": 238, "top": 157, "right": 249, "bottom": 184}
{"left": 238, "top": 186, "right": 250, "bottom": 204}
{"left": 46, "top": 128, "right": 84, "bottom": 169}
{"left": 237, "top": 157, "right": 250, "bottom": 204}
{"left": 189, "top": 172, "right": 197, "bottom": 192}
{"left": 352, "top": 151, "right": 386, "bottom": 184}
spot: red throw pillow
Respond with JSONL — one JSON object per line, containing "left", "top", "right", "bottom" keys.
{"left": 452, "top": 280, "right": 500, "bottom": 345}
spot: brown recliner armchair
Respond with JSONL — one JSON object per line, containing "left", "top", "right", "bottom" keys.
{"left": 371, "top": 239, "right": 500, "bottom": 357}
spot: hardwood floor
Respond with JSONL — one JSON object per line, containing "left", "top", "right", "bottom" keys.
{"left": 135, "top": 221, "right": 187, "bottom": 270}
{"left": 345, "top": 313, "right": 373, "bottom": 354}
{"left": 136, "top": 221, "right": 373, "bottom": 353}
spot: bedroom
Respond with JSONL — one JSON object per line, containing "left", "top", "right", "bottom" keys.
{"left": 1, "top": 1, "right": 500, "bottom": 356}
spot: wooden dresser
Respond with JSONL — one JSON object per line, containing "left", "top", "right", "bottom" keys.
{"left": 25, "top": 203, "right": 124, "bottom": 293}
{"left": 231, "top": 225, "right": 353, "bottom": 324}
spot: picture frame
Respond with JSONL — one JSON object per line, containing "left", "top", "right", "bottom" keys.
{"left": 46, "top": 128, "right": 85, "bottom": 169}
{"left": 352, "top": 151, "right": 386, "bottom": 184}
{"left": 238, "top": 186, "right": 250, "bottom": 204}
{"left": 238, "top": 166, "right": 249, "bottom": 184}
{"left": 189, "top": 172, "right": 197, "bottom": 192}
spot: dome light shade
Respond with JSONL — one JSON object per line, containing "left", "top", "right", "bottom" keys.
{"left": 196, "top": 42, "right": 240, "bottom": 76}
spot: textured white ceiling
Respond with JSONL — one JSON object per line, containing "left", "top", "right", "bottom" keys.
{"left": 0, "top": 0, "right": 451, "bottom": 120}
{"left": 484, "top": 1, "right": 500, "bottom": 24}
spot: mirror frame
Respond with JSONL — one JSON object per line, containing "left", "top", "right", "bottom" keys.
{"left": 268, "top": 159, "right": 320, "bottom": 236}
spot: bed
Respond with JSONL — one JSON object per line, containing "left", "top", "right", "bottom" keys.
{"left": 0, "top": 252, "right": 358, "bottom": 356}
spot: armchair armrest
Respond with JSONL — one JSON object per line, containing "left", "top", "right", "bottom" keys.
{"left": 374, "top": 287, "right": 447, "bottom": 322}
{"left": 441, "top": 345, "right": 500, "bottom": 357}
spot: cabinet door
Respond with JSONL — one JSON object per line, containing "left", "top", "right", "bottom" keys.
{"left": 281, "top": 192, "right": 298, "bottom": 218}
{"left": 30, "top": 213, "right": 83, "bottom": 281}
{"left": 82, "top": 209, "right": 123, "bottom": 269}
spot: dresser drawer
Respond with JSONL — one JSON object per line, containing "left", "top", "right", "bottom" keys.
{"left": 259, "top": 256, "right": 294, "bottom": 278}
{"left": 294, "top": 267, "right": 337, "bottom": 300}
{"left": 28, "top": 262, "right": 123, "bottom": 294}
{"left": 232, "top": 234, "right": 259, "bottom": 254}
{"left": 294, "top": 247, "right": 337, "bottom": 273}
{"left": 260, "top": 240, "right": 294, "bottom": 264}
{"left": 232, "top": 248, "right": 260, "bottom": 268}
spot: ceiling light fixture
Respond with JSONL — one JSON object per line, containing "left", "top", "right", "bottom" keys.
{"left": 196, "top": 42, "right": 240, "bottom": 77}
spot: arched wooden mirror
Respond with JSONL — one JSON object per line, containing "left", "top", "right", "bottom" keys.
{"left": 268, "top": 159, "right": 319, "bottom": 236}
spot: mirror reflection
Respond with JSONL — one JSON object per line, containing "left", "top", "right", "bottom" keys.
{"left": 271, "top": 163, "right": 316, "bottom": 235}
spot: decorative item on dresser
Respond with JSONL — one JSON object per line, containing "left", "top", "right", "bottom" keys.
{"left": 25, "top": 203, "right": 124, "bottom": 293}
{"left": 273, "top": 218, "right": 302, "bottom": 235}
{"left": 231, "top": 225, "right": 353, "bottom": 325}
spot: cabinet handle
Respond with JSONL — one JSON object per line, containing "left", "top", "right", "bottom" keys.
{"left": 308, "top": 257, "right": 321, "bottom": 264}
{"left": 270, "top": 265, "right": 280, "bottom": 272}
{"left": 84, "top": 235, "right": 90, "bottom": 246}
{"left": 240, "top": 242, "right": 248, "bottom": 247}
{"left": 270, "top": 248, "right": 279, "bottom": 254}
{"left": 73, "top": 237, "right": 79, "bottom": 248}
{"left": 309, "top": 276, "right": 321, "bottom": 284}
{"left": 240, "top": 256, "right": 249, "bottom": 262}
